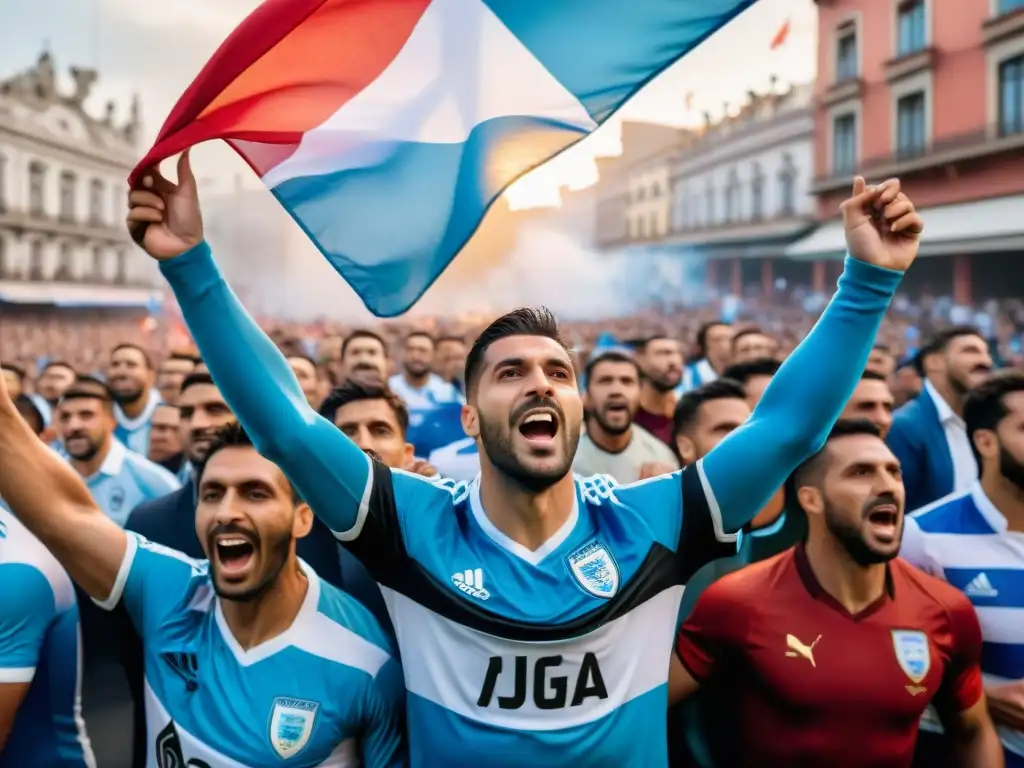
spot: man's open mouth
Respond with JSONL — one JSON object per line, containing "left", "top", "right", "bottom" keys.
{"left": 518, "top": 411, "right": 559, "bottom": 444}
{"left": 215, "top": 535, "right": 256, "bottom": 573}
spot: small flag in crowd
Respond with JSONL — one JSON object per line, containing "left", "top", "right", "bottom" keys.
{"left": 132, "top": 0, "right": 759, "bottom": 317}
{"left": 770, "top": 18, "right": 791, "bottom": 50}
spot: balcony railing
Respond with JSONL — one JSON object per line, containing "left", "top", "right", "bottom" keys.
{"left": 811, "top": 122, "right": 1024, "bottom": 193}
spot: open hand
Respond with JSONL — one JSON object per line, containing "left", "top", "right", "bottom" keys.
{"left": 126, "top": 150, "right": 204, "bottom": 261}
{"left": 840, "top": 176, "right": 923, "bottom": 272}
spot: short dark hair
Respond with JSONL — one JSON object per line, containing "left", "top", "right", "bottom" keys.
{"left": 633, "top": 334, "right": 673, "bottom": 354}
{"left": 59, "top": 376, "right": 115, "bottom": 406}
{"left": 695, "top": 322, "right": 730, "bottom": 356}
{"left": 793, "top": 418, "right": 882, "bottom": 488}
{"left": 166, "top": 352, "right": 200, "bottom": 365}
{"left": 318, "top": 380, "right": 409, "bottom": 434}
{"left": 721, "top": 357, "right": 780, "bottom": 386}
{"left": 341, "top": 330, "right": 388, "bottom": 359}
{"left": 197, "top": 421, "right": 299, "bottom": 502}
{"left": 41, "top": 360, "right": 76, "bottom": 375}
{"left": 730, "top": 327, "right": 768, "bottom": 351}
{"left": 180, "top": 372, "right": 216, "bottom": 396}
{"left": 963, "top": 370, "right": 1024, "bottom": 468}
{"left": 286, "top": 353, "right": 319, "bottom": 371}
{"left": 927, "top": 325, "right": 985, "bottom": 353}
{"left": 110, "top": 343, "right": 154, "bottom": 369}
{"left": 464, "top": 307, "right": 569, "bottom": 397}
{"left": 872, "top": 343, "right": 891, "bottom": 353}
{"left": 584, "top": 350, "right": 639, "bottom": 389}
{"left": 437, "top": 334, "right": 467, "bottom": 347}
{"left": 860, "top": 370, "right": 888, "bottom": 382}
{"left": 672, "top": 378, "right": 747, "bottom": 437}
{"left": 13, "top": 395, "right": 44, "bottom": 435}
{"left": 405, "top": 330, "right": 435, "bottom": 346}
{"left": 0, "top": 363, "right": 26, "bottom": 382}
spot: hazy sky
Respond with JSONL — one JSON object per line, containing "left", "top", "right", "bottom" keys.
{"left": 2, "top": 0, "right": 817, "bottom": 207}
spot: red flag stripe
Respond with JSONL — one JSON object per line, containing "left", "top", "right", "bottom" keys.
{"left": 132, "top": 0, "right": 432, "bottom": 182}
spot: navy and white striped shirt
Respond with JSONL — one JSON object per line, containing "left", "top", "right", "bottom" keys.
{"left": 901, "top": 481, "right": 1024, "bottom": 759}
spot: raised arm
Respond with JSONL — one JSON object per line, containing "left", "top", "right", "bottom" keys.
{"left": 701, "top": 177, "right": 921, "bottom": 533}
{"left": 126, "top": 152, "right": 371, "bottom": 535}
{"left": 0, "top": 373, "right": 125, "bottom": 602}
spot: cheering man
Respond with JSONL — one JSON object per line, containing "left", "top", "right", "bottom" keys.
{"left": 128, "top": 153, "right": 919, "bottom": 767}
{"left": 0, "top": 371, "right": 405, "bottom": 766}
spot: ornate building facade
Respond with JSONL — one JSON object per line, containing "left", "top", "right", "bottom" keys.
{"left": 0, "top": 52, "right": 157, "bottom": 305}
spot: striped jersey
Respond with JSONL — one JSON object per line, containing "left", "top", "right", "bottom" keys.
{"left": 901, "top": 481, "right": 1024, "bottom": 758}
{"left": 96, "top": 534, "right": 405, "bottom": 767}
{"left": 0, "top": 506, "right": 94, "bottom": 767}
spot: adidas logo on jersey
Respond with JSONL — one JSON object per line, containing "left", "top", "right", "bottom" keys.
{"left": 452, "top": 568, "right": 491, "bottom": 600}
{"left": 963, "top": 572, "right": 998, "bottom": 598}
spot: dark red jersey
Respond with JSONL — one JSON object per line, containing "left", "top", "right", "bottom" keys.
{"left": 676, "top": 544, "right": 984, "bottom": 768}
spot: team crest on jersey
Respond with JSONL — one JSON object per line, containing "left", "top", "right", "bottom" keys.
{"left": 891, "top": 630, "right": 930, "bottom": 684}
{"left": 567, "top": 540, "right": 620, "bottom": 599}
{"left": 269, "top": 697, "right": 319, "bottom": 758}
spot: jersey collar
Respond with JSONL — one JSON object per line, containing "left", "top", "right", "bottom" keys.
{"left": 467, "top": 478, "right": 579, "bottom": 566}
{"left": 95, "top": 439, "right": 128, "bottom": 478}
{"left": 794, "top": 542, "right": 894, "bottom": 622}
{"left": 969, "top": 481, "right": 1009, "bottom": 533}
{"left": 214, "top": 559, "right": 321, "bottom": 666}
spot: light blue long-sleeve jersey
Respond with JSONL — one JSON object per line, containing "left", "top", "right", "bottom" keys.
{"left": 162, "top": 242, "right": 900, "bottom": 767}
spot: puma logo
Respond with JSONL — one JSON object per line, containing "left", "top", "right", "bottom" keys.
{"left": 785, "top": 633, "right": 822, "bottom": 667}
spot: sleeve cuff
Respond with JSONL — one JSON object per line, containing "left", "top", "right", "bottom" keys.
{"left": 93, "top": 533, "right": 139, "bottom": 611}
{"left": 0, "top": 667, "right": 35, "bottom": 684}
{"left": 841, "top": 255, "right": 904, "bottom": 293}
{"left": 158, "top": 240, "right": 216, "bottom": 291}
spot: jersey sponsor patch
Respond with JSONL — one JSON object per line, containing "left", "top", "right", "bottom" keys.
{"left": 269, "top": 697, "right": 319, "bottom": 759}
{"left": 567, "top": 540, "right": 620, "bottom": 599}
{"left": 891, "top": 630, "right": 930, "bottom": 684}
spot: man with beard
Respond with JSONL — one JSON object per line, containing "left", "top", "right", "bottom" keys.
{"left": 155, "top": 352, "right": 197, "bottom": 406}
{"left": 147, "top": 403, "right": 185, "bottom": 475}
{"left": 888, "top": 326, "right": 993, "bottom": 510}
{"left": 634, "top": 335, "right": 685, "bottom": 445}
{"left": 839, "top": 370, "right": 896, "bottom": 439}
{"left": 0, "top": 375, "right": 407, "bottom": 767}
{"left": 679, "top": 322, "right": 733, "bottom": 393}
{"left": 108, "top": 343, "right": 163, "bottom": 455}
{"left": 573, "top": 351, "right": 678, "bottom": 483}
{"left": 673, "top": 420, "right": 1003, "bottom": 768}
{"left": 130, "top": 156, "right": 917, "bottom": 765}
{"left": 341, "top": 329, "right": 390, "bottom": 385}
{"left": 56, "top": 377, "right": 179, "bottom": 527}
{"left": 902, "top": 371, "right": 1024, "bottom": 767}
{"left": 389, "top": 332, "right": 462, "bottom": 409}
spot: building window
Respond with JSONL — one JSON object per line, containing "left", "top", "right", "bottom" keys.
{"left": 0, "top": 238, "right": 6, "bottom": 279}
{"left": 896, "top": 92, "right": 927, "bottom": 156}
{"left": 836, "top": 23, "right": 859, "bottom": 82}
{"left": 998, "top": 0, "right": 1024, "bottom": 16}
{"left": 55, "top": 242, "right": 73, "bottom": 281}
{"left": 750, "top": 163, "right": 765, "bottom": 221}
{"left": 1000, "top": 54, "right": 1024, "bottom": 136}
{"left": 29, "top": 162, "right": 46, "bottom": 217}
{"left": 91, "top": 246, "right": 105, "bottom": 280}
{"left": 832, "top": 113, "right": 858, "bottom": 174}
{"left": 677, "top": 185, "right": 689, "bottom": 230}
{"left": 59, "top": 171, "right": 76, "bottom": 222}
{"left": 896, "top": 1, "right": 926, "bottom": 57}
{"left": 89, "top": 179, "right": 104, "bottom": 225}
{"left": 115, "top": 250, "right": 127, "bottom": 284}
{"left": 29, "top": 241, "right": 43, "bottom": 281}
{"left": 705, "top": 182, "right": 716, "bottom": 224}
{"left": 651, "top": 182, "right": 662, "bottom": 198}
{"left": 0, "top": 154, "right": 6, "bottom": 213}
{"left": 778, "top": 154, "right": 796, "bottom": 216}
{"left": 724, "top": 169, "right": 741, "bottom": 222}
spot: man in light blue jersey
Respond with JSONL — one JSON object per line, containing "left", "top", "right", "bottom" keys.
{"left": 109, "top": 344, "right": 164, "bottom": 455}
{"left": 128, "top": 155, "right": 921, "bottom": 767}
{"left": 0, "top": 398, "right": 95, "bottom": 768}
{"left": 0, "top": 374, "right": 406, "bottom": 767}
{"left": 902, "top": 370, "right": 1024, "bottom": 767}
{"left": 56, "top": 376, "right": 181, "bottom": 527}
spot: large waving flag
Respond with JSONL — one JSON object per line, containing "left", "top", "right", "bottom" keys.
{"left": 133, "top": 0, "right": 758, "bottom": 316}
